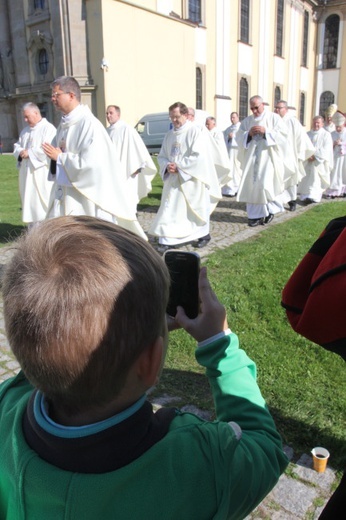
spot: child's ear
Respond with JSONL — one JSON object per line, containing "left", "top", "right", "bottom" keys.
{"left": 136, "top": 337, "right": 164, "bottom": 388}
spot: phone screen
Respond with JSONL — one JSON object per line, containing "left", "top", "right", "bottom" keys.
{"left": 164, "top": 250, "right": 200, "bottom": 319}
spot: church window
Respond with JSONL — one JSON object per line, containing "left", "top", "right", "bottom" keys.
{"left": 323, "top": 14, "right": 339, "bottom": 69}
{"left": 239, "top": 77, "right": 249, "bottom": 120}
{"left": 319, "top": 91, "right": 335, "bottom": 116}
{"left": 302, "top": 11, "right": 309, "bottom": 67}
{"left": 274, "top": 86, "right": 281, "bottom": 108}
{"left": 196, "top": 67, "right": 202, "bottom": 109}
{"left": 299, "top": 92, "right": 305, "bottom": 125}
{"left": 189, "top": 0, "right": 201, "bottom": 23}
{"left": 276, "top": 0, "right": 284, "bottom": 57}
{"left": 240, "top": 0, "right": 250, "bottom": 44}
{"left": 38, "top": 49, "right": 49, "bottom": 75}
{"left": 34, "top": 0, "right": 45, "bottom": 9}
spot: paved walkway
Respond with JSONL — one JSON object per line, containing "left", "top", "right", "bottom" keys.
{"left": 0, "top": 197, "right": 342, "bottom": 519}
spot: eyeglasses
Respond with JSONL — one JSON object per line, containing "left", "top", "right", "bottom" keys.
{"left": 51, "top": 91, "right": 70, "bottom": 99}
{"left": 169, "top": 114, "right": 186, "bottom": 121}
{"left": 250, "top": 104, "right": 262, "bottom": 111}
{"left": 275, "top": 106, "right": 286, "bottom": 110}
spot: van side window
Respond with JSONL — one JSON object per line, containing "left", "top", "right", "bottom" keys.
{"left": 147, "top": 120, "right": 170, "bottom": 135}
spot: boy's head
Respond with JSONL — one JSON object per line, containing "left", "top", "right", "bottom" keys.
{"left": 3, "top": 216, "right": 170, "bottom": 413}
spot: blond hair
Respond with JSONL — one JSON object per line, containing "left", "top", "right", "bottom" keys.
{"left": 3, "top": 216, "right": 169, "bottom": 412}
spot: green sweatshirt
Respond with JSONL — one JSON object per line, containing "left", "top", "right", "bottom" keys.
{"left": 0, "top": 332, "right": 288, "bottom": 519}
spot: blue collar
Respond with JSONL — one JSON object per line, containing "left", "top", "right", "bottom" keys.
{"left": 34, "top": 391, "right": 146, "bottom": 438}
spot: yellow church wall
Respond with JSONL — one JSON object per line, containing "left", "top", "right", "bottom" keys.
{"left": 86, "top": 0, "right": 197, "bottom": 127}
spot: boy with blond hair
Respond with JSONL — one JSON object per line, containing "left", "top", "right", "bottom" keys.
{"left": 0, "top": 216, "right": 287, "bottom": 519}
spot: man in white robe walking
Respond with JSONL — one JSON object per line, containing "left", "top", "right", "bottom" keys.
{"left": 298, "top": 116, "right": 333, "bottom": 203}
{"left": 42, "top": 76, "right": 146, "bottom": 239}
{"left": 324, "top": 104, "right": 337, "bottom": 133}
{"left": 13, "top": 103, "right": 56, "bottom": 227}
{"left": 274, "top": 100, "right": 315, "bottom": 211}
{"left": 149, "top": 102, "right": 221, "bottom": 252}
{"left": 236, "top": 95, "right": 287, "bottom": 227}
{"left": 106, "top": 105, "right": 157, "bottom": 212}
{"left": 222, "top": 112, "right": 241, "bottom": 197}
{"left": 324, "top": 111, "right": 346, "bottom": 198}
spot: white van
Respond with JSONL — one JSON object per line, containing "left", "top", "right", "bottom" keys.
{"left": 134, "top": 109, "right": 211, "bottom": 154}
{"left": 135, "top": 112, "right": 171, "bottom": 154}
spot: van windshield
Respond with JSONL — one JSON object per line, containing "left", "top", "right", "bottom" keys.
{"left": 136, "top": 122, "right": 145, "bottom": 134}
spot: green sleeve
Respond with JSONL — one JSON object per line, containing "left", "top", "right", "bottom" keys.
{"left": 196, "top": 333, "right": 289, "bottom": 519}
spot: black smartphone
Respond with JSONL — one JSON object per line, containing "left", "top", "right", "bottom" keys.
{"left": 163, "top": 250, "right": 200, "bottom": 319}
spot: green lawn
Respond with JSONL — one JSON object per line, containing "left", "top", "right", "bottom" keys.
{"left": 158, "top": 202, "right": 346, "bottom": 470}
{"left": 1, "top": 154, "right": 345, "bottom": 470}
{"left": 0, "top": 155, "right": 25, "bottom": 245}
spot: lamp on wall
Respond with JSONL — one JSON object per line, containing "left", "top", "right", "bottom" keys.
{"left": 100, "top": 58, "right": 109, "bottom": 71}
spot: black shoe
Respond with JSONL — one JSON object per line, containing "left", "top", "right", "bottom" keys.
{"left": 288, "top": 201, "right": 297, "bottom": 212}
{"left": 263, "top": 213, "right": 274, "bottom": 224}
{"left": 304, "top": 198, "right": 314, "bottom": 204}
{"left": 157, "top": 244, "right": 174, "bottom": 254}
{"left": 248, "top": 218, "right": 264, "bottom": 227}
{"left": 194, "top": 234, "right": 211, "bottom": 248}
{"left": 196, "top": 238, "right": 210, "bottom": 248}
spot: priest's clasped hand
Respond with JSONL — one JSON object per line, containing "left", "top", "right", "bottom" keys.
{"left": 167, "top": 162, "right": 178, "bottom": 174}
{"left": 42, "top": 142, "right": 62, "bottom": 161}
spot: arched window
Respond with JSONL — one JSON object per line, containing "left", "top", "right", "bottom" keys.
{"left": 302, "top": 11, "right": 309, "bottom": 67}
{"left": 196, "top": 67, "right": 202, "bottom": 109}
{"left": 239, "top": 78, "right": 249, "bottom": 120}
{"left": 276, "top": 0, "right": 284, "bottom": 57}
{"left": 189, "top": 0, "right": 201, "bottom": 23}
{"left": 240, "top": 0, "right": 250, "bottom": 44}
{"left": 38, "top": 49, "right": 49, "bottom": 75}
{"left": 299, "top": 92, "right": 305, "bottom": 125}
{"left": 319, "top": 91, "right": 335, "bottom": 116}
{"left": 274, "top": 86, "right": 281, "bottom": 108}
{"left": 323, "top": 14, "right": 339, "bottom": 69}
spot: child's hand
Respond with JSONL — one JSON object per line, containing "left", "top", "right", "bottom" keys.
{"left": 175, "top": 267, "right": 228, "bottom": 342}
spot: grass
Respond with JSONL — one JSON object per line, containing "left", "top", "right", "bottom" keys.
{"left": 0, "top": 155, "right": 25, "bottom": 245}
{"left": 137, "top": 156, "right": 162, "bottom": 209}
{"left": 1, "top": 153, "right": 345, "bottom": 469}
{"left": 154, "top": 202, "right": 346, "bottom": 469}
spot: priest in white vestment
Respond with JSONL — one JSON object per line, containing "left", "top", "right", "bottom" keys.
{"left": 13, "top": 103, "right": 56, "bottom": 226}
{"left": 187, "top": 108, "right": 231, "bottom": 193}
{"left": 324, "top": 104, "right": 337, "bottom": 133}
{"left": 106, "top": 105, "right": 157, "bottom": 211}
{"left": 298, "top": 116, "right": 333, "bottom": 203}
{"left": 149, "top": 102, "right": 222, "bottom": 252}
{"left": 236, "top": 96, "right": 288, "bottom": 226}
{"left": 222, "top": 112, "right": 242, "bottom": 197}
{"left": 325, "top": 111, "right": 346, "bottom": 198}
{"left": 42, "top": 76, "right": 146, "bottom": 240}
{"left": 274, "top": 100, "right": 315, "bottom": 211}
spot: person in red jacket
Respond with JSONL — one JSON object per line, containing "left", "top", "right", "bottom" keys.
{"left": 282, "top": 215, "right": 346, "bottom": 519}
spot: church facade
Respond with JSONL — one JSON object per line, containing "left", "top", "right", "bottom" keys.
{"left": 0, "top": 0, "right": 344, "bottom": 151}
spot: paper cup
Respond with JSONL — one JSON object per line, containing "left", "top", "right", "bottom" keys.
{"left": 311, "top": 447, "right": 330, "bottom": 473}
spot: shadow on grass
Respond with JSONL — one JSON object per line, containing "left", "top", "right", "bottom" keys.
{"left": 0, "top": 223, "right": 25, "bottom": 245}
{"left": 151, "top": 367, "right": 346, "bottom": 471}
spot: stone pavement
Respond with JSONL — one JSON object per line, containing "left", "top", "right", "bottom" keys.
{"left": 0, "top": 197, "right": 342, "bottom": 519}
